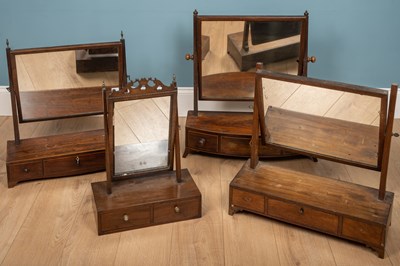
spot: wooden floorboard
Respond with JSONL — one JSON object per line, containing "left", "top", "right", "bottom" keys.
{"left": 0, "top": 117, "right": 399, "bottom": 265}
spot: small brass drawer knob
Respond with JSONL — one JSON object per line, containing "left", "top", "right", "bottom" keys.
{"left": 123, "top": 214, "right": 129, "bottom": 222}
{"left": 24, "top": 168, "right": 29, "bottom": 173}
{"left": 299, "top": 207, "right": 304, "bottom": 215}
{"left": 174, "top": 206, "right": 180, "bottom": 213}
{"left": 75, "top": 156, "right": 80, "bottom": 166}
{"left": 198, "top": 138, "right": 206, "bottom": 147}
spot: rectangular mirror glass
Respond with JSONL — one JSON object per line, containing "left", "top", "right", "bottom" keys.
{"left": 259, "top": 73, "right": 382, "bottom": 169}
{"left": 113, "top": 96, "right": 171, "bottom": 176}
{"left": 198, "top": 15, "right": 308, "bottom": 101}
{"left": 10, "top": 42, "right": 124, "bottom": 122}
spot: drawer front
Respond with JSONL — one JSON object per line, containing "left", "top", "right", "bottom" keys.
{"left": 187, "top": 131, "right": 218, "bottom": 153}
{"left": 220, "top": 136, "right": 251, "bottom": 156}
{"left": 342, "top": 217, "right": 384, "bottom": 247}
{"left": 268, "top": 199, "right": 339, "bottom": 235}
{"left": 231, "top": 188, "right": 265, "bottom": 213}
{"left": 7, "top": 161, "right": 43, "bottom": 182}
{"left": 100, "top": 205, "right": 151, "bottom": 233}
{"left": 154, "top": 198, "right": 201, "bottom": 224}
{"left": 43, "top": 151, "right": 105, "bottom": 178}
{"left": 219, "top": 136, "right": 292, "bottom": 157}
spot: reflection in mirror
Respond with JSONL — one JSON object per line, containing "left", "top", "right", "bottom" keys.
{"left": 202, "top": 21, "right": 301, "bottom": 75}
{"left": 114, "top": 96, "right": 170, "bottom": 176}
{"left": 14, "top": 48, "right": 120, "bottom": 121}
{"left": 16, "top": 50, "right": 119, "bottom": 91}
{"left": 200, "top": 19, "right": 303, "bottom": 100}
{"left": 261, "top": 77, "right": 381, "bottom": 125}
{"left": 260, "top": 76, "right": 381, "bottom": 168}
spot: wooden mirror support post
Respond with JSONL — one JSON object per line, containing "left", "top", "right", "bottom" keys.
{"left": 229, "top": 69, "right": 398, "bottom": 258}
{"left": 184, "top": 10, "right": 316, "bottom": 159}
{"left": 6, "top": 37, "right": 126, "bottom": 188}
{"left": 91, "top": 77, "right": 202, "bottom": 235}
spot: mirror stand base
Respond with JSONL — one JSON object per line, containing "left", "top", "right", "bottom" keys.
{"left": 184, "top": 110, "right": 300, "bottom": 158}
{"left": 91, "top": 169, "right": 202, "bottom": 235}
{"left": 6, "top": 129, "right": 105, "bottom": 188}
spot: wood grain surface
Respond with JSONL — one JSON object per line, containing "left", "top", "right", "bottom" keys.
{"left": 0, "top": 116, "right": 399, "bottom": 265}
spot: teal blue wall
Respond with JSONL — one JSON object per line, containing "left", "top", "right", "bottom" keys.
{"left": 1, "top": 1, "right": 399, "bottom": 87}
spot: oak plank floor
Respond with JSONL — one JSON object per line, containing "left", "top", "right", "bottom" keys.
{"left": 0, "top": 117, "right": 399, "bottom": 265}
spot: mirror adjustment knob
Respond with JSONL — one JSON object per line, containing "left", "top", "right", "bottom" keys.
{"left": 185, "top": 53, "right": 194, "bottom": 60}
{"left": 307, "top": 56, "right": 316, "bottom": 63}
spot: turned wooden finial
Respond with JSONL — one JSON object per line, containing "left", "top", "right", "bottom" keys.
{"left": 256, "top": 62, "right": 263, "bottom": 70}
{"left": 304, "top": 10, "right": 309, "bottom": 17}
{"left": 120, "top": 31, "right": 124, "bottom": 40}
{"left": 194, "top": 9, "right": 198, "bottom": 16}
{"left": 6, "top": 39, "right": 9, "bottom": 48}
{"left": 173, "top": 74, "right": 176, "bottom": 83}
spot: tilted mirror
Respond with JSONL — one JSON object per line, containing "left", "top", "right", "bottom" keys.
{"left": 7, "top": 40, "right": 126, "bottom": 123}
{"left": 254, "top": 70, "right": 384, "bottom": 169}
{"left": 191, "top": 12, "right": 313, "bottom": 101}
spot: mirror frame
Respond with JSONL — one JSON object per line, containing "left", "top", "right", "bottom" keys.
{"left": 103, "top": 77, "right": 181, "bottom": 194}
{"left": 192, "top": 11, "right": 309, "bottom": 106}
{"left": 6, "top": 39, "right": 126, "bottom": 124}
{"left": 251, "top": 68, "right": 388, "bottom": 171}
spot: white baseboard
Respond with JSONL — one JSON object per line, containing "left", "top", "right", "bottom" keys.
{"left": 1, "top": 86, "right": 400, "bottom": 118}
{"left": 0, "top": 87, "right": 12, "bottom": 116}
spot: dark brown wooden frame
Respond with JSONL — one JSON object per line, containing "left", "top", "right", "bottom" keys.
{"left": 6, "top": 38, "right": 127, "bottom": 143}
{"left": 251, "top": 68, "right": 397, "bottom": 199}
{"left": 103, "top": 77, "right": 182, "bottom": 194}
{"left": 5, "top": 37, "right": 127, "bottom": 188}
{"left": 184, "top": 11, "right": 314, "bottom": 159}
{"left": 92, "top": 77, "right": 201, "bottom": 235}
{"left": 228, "top": 68, "right": 397, "bottom": 258}
{"left": 191, "top": 10, "right": 310, "bottom": 109}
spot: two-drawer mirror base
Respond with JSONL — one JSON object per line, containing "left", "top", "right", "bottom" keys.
{"left": 91, "top": 169, "right": 202, "bottom": 235}
{"left": 229, "top": 160, "right": 393, "bottom": 259}
{"left": 6, "top": 129, "right": 105, "bottom": 188}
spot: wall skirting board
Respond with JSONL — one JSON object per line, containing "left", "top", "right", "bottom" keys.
{"left": 1, "top": 86, "right": 400, "bottom": 118}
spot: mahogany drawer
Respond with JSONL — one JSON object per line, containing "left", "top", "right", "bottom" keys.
{"left": 153, "top": 198, "right": 201, "bottom": 224}
{"left": 268, "top": 199, "right": 339, "bottom": 235}
{"left": 231, "top": 188, "right": 265, "bottom": 213}
{"left": 7, "top": 161, "right": 43, "bottom": 182}
{"left": 100, "top": 205, "right": 152, "bottom": 233}
{"left": 220, "top": 136, "right": 251, "bottom": 156}
{"left": 220, "top": 136, "right": 289, "bottom": 157}
{"left": 187, "top": 131, "right": 218, "bottom": 153}
{"left": 342, "top": 217, "right": 384, "bottom": 247}
{"left": 43, "top": 151, "right": 105, "bottom": 178}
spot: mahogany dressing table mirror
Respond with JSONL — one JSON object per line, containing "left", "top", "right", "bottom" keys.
{"left": 6, "top": 35, "right": 127, "bottom": 187}
{"left": 229, "top": 68, "right": 398, "bottom": 258}
{"left": 184, "top": 10, "right": 316, "bottom": 158}
{"left": 91, "top": 77, "right": 201, "bottom": 235}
